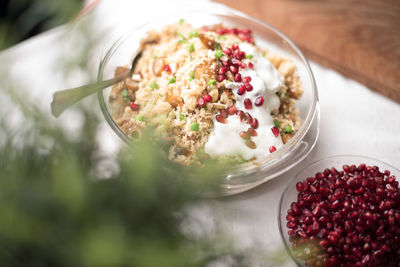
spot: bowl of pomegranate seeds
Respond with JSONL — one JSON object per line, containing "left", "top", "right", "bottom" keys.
{"left": 278, "top": 155, "right": 400, "bottom": 266}
{"left": 98, "top": 2, "right": 319, "bottom": 195}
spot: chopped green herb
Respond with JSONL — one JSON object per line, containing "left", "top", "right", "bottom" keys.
{"left": 135, "top": 114, "right": 145, "bottom": 122}
{"left": 159, "top": 94, "right": 163, "bottom": 97}
{"left": 284, "top": 125, "right": 293, "bottom": 133}
{"left": 245, "top": 54, "right": 253, "bottom": 59}
{"left": 177, "top": 32, "right": 185, "bottom": 39}
{"left": 177, "top": 39, "right": 187, "bottom": 44}
{"left": 121, "top": 89, "right": 128, "bottom": 97}
{"left": 179, "top": 113, "right": 186, "bottom": 121}
{"left": 190, "top": 122, "right": 199, "bottom": 131}
{"left": 153, "top": 55, "right": 158, "bottom": 59}
{"left": 217, "top": 35, "right": 227, "bottom": 40}
{"left": 122, "top": 96, "right": 130, "bottom": 102}
{"left": 189, "top": 70, "right": 194, "bottom": 81}
{"left": 275, "top": 92, "right": 281, "bottom": 97}
{"left": 150, "top": 81, "right": 159, "bottom": 90}
{"left": 262, "top": 51, "right": 266, "bottom": 57}
{"left": 274, "top": 120, "right": 280, "bottom": 127}
{"left": 178, "top": 18, "right": 184, "bottom": 25}
{"left": 215, "top": 50, "right": 225, "bottom": 59}
{"left": 214, "top": 42, "right": 221, "bottom": 50}
{"left": 187, "top": 43, "right": 195, "bottom": 53}
{"left": 169, "top": 77, "right": 176, "bottom": 84}
{"left": 208, "top": 79, "right": 217, "bottom": 86}
{"left": 189, "top": 30, "right": 198, "bottom": 38}
{"left": 285, "top": 92, "right": 289, "bottom": 99}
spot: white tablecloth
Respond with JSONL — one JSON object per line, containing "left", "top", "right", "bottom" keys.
{"left": 1, "top": 0, "right": 399, "bottom": 265}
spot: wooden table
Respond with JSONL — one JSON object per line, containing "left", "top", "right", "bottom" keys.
{"left": 215, "top": 0, "right": 400, "bottom": 103}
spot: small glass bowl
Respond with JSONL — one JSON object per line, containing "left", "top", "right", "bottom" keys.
{"left": 278, "top": 155, "right": 400, "bottom": 266}
{"left": 97, "top": 2, "right": 319, "bottom": 195}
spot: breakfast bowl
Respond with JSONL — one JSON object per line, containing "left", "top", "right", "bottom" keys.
{"left": 97, "top": 2, "right": 319, "bottom": 195}
{"left": 278, "top": 155, "right": 400, "bottom": 266}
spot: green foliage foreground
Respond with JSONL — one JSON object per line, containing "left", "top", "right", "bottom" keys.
{"left": 0, "top": 89, "right": 236, "bottom": 267}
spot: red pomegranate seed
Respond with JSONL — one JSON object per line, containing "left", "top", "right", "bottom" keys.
{"left": 219, "top": 67, "right": 227, "bottom": 74}
{"left": 222, "top": 47, "right": 232, "bottom": 56}
{"left": 240, "top": 62, "right": 247, "bottom": 69}
{"left": 220, "top": 109, "right": 228, "bottom": 118}
{"left": 216, "top": 28, "right": 224, "bottom": 35}
{"left": 244, "top": 98, "right": 252, "bottom": 109}
{"left": 271, "top": 126, "right": 279, "bottom": 137}
{"left": 234, "top": 73, "right": 242, "bottom": 82}
{"left": 285, "top": 163, "right": 400, "bottom": 267}
{"left": 251, "top": 118, "right": 259, "bottom": 129}
{"left": 244, "top": 112, "right": 253, "bottom": 124}
{"left": 217, "top": 74, "right": 226, "bottom": 82}
{"left": 203, "top": 94, "right": 212, "bottom": 103}
{"left": 228, "top": 106, "right": 237, "bottom": 115}
{"left": 198, "top": 97, "right": 206, "bottom": 107}
{"left": 229, "top": 65, "right": 238, "bottom": 74}
{"left": 216, "top": 114, "right": 226, "bottom": 124}
{"left": 243, "top": 76, "right": 251, "bottom": 83}
{"left": 240, "top": 51, "right": 246, "bottom": 59}
{"left": 269, "top": 146, "right": 277, "bottom": 153}
{"left": 232, "top": 44, "right": 239, "bottom": 50}
{"left": 163, "top": 64, "right": 171, "bottom": 72}
{"left": 238, "top": 32, "right": 247, "bottom": 40}
{"left": 255, "top": 96, "right": 264, "bottom": 106}
{"left": 244, "top": 82, "right": 253, "bottom": 91}
{"left": 231, "top": 58, "right": 241, "bottom": 66}
{"left": 237, "top": 110, "right": 245, "bottom": 121}
{"left": 237, "top": 85, "right": 246, "bottom": 95}
{"left": 129, "top": 101, "right": 139, "bottom": 111}
{"left": 234, "top": 49, "right": 242, "bottom": 60}
{"left": 248, "top": 62, "right": 254, "bottom": 68}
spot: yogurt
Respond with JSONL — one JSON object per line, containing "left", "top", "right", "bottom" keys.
{"left": 204, "top": 43, "right": 284, "bottom": 160}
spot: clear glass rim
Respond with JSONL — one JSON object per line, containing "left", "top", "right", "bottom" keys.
{"left": 97, "top": 2, "right": 319, "bottom": 184}
{"left": 277, "top": 154, "right": 400, "bottom": 266}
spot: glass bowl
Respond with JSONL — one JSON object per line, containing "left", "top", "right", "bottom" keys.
{"left": 97, "top": 2, "right": 319, "bottom": 196}
{"left": 278, "top": 155, "right": 400, "bottom": 266}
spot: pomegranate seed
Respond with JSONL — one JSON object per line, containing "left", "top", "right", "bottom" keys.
{"left": 244, "top": 82, "right": 253, "bottom": 91}
{"left": 234, "top": 49, "right": 242, "bottom": 59}
{"left": 216, "top": 28, "right": 224, "bottom": 35}
{"left": 222, "top": 47, "right": 232, "bottom": 56}
{"left": 244, "top": 112, "right": 253, "bottom": 124}
{"left": 237, "top": 110, "right": 245, "bottom": 121}
{"left": 243, "top": 76, "right": 251, "bottom": 83}
{"left": 163, "top": 64, "right": 171, "bottom": 72}
{"left": 129, "top": 101, "right": 139, "bottom": 111}
{"left": 203, "top": 94, "right": 212, "bottom": 103}
{"left": 285, "top": 163, "right": 400, "bottom": 266}
{"left": 269, "top": 146, "right": 277, "bottom": 153}
{"left": 229, "top": 65, "right": 238, "bottom": 74}
{"left": 231, "top": 58, "right": 241, "bottom": 66}
{"left": 255, "top": 96, "right": 264, "bottom": 106}
{"left": 244, "top": 98, "right": 252, "bottom": 109}
{"left": 198, "top": 97, "right": 206, "bottom": 107}
{"left": 240, "top": 62, "right": 247, "bottom": 69}
{"left": 271, "top": 126, "right": 279, "bottom": 137}
{"left": 232, "top": 44, "right": 239, "bottom": 50}
{"left": 217, "top": 74, "right": 226, "bottom": 82}
{"left": 234, "top": 73, "right": 242, "bottom": 82}
{"left": 251, "top": 118, "right": 259, "bottom": 129}
{"left": 248, "top": 62, "right": 254, "bottom": 68}
{"left": 237, "top": 85, "right": 246, "bottom": 95}
{"left": 219, "top": 67, "right": 227, "bottom": 74}
{"left": 228, "top": 106, "right": 237, "bottom": 115}
{"left": 240, "top": 51, "right": 246, "bottom": 59}
{"left": 220, "top": 109, "right": 228, "bottom": 118}
{"left": 247, "top": 127, "right": 257, "bottom": 136}
{"left": 216, "top": 114, "right": 226, "bottom": 124}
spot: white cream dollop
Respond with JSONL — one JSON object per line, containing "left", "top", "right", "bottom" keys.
{"left": 204, "top": 43, "right": 284, "bottom": 160}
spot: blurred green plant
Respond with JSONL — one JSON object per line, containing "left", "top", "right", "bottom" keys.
{"left": 0, "top": 0, "right": 83, "bottom": 50}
